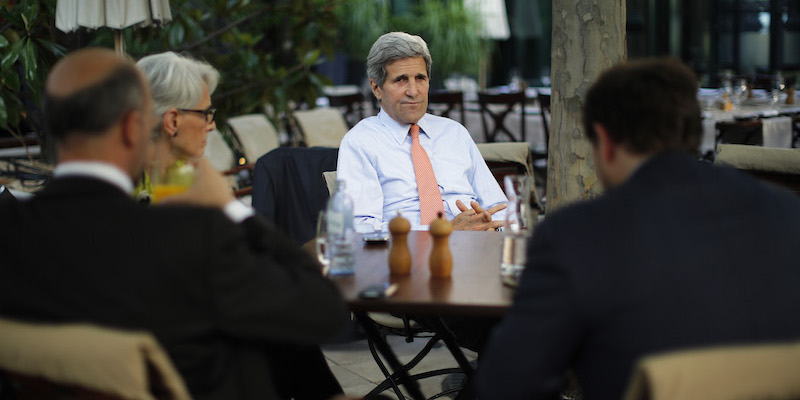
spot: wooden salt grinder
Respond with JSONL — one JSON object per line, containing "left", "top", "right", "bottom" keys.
{"left": 429, "top": 212, "right": 453, "bottom": 278}
{"left": 388, "top": 213, "right": 411, "bottom": 275}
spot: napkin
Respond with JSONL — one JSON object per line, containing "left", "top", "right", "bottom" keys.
{"left": 762, "top": 116, "right": 793, "bottom": 148}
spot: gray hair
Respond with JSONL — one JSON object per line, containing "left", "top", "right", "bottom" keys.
{"left": 367, "top": 32, "right": 432, "bottom": 87}
{"left": 136, "top": 51, "right": 219, "bottom": 136}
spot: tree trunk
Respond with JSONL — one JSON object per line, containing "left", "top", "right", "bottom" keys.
{"left": 546, "top": 0, "right": 627, "bottom": 212}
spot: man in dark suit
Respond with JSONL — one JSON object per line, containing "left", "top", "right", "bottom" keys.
{"left": 0, "top": 49, "right": 349, "bottom": 400}
{"left": 476, "top": 58, "right": 800, "bottom": 399}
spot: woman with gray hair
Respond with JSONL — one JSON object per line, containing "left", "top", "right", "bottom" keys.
{"left": 134, "top": 51, "right": 219, "bottom": 200}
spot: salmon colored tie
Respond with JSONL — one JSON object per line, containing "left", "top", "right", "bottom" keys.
{"left": 409, "top": 124, "right": 444, "bottom": 225}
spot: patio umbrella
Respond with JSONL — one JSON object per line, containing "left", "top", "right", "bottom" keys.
{"left": 55, "top": 0, "right": 172, "bottom": 55}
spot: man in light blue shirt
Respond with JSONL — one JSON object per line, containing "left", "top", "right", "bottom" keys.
{"left": 337, "top": 32, "right": 508, "bottom": 232}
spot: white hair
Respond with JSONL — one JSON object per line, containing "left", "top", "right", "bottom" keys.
{"left": 367, "top": 32, "right": 432, "bottom": 87}
{"left": 136, "top": 51, "right": 219, "bottom": 121}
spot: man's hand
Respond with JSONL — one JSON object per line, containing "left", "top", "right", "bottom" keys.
{"left": 158, "top": 158, "right": 235, "bottom": 208}
{"left": 451, "top": 200, "right": 506, "bottom": 231}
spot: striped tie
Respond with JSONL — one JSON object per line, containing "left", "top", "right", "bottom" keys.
{"left": 409, "top": 124, "right": 444, "bottom": 225}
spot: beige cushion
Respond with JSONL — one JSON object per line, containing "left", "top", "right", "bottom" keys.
{"left": 294, "top": 108, "right": 349, "bottom": 148}
{"left": 227, "top": 114, "right": 280, "bottom": 164}
{"left": 715, "top": 144, "right": 800, "bottom": 174}
{"left": 625, "top": 342, "right": 800, "bottom": 400}
{"left": 204, "top": 129, "right": 235, "bottom": 171}
{"left": 0, "top": 318, "right": 192, "bottom": 400}
{"left": 323, "top": 170, "right": 337, "bottom": 196}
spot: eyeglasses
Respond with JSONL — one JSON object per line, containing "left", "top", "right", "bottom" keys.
{"left": 177, "top": 107, "right": 217, "bottom": 124}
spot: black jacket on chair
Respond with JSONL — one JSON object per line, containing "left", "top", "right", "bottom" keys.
{"left": 252, "top": 147, "right": 339, "bottom": 245}
{"left": 478, "top": 152, "right": 800, "bottom": 400}
{"left": 0, "top": 176, "right": 349, "bottom": 400}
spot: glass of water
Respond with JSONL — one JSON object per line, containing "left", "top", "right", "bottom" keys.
{"left": 316, "top": 211, "right": 330, "bottom": 273}
{"left": 500, "top": 175, "right": 533, "bottom": 281}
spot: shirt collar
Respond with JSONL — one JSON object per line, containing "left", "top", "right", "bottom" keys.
{"left": 378, "top": 108, "right": 433, "bottom": 145}
{"left": 53, "top": 161, "right": 134, "bottom": 194}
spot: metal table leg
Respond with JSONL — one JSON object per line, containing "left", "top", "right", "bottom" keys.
{"left": 354, "top": 312, "right": 426, "bottom": 400}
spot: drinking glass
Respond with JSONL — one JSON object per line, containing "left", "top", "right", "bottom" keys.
{"left": 772, "top": 76, "right": 785, "bottom": 107}
{"left": 151, "top": 162, "right": 195, "bottom": 203}
{"left": 733, "top": 79, "right": 748, "bottom": 107}
{"left": 316, "top": 210, "right": 330, "bottom": 273}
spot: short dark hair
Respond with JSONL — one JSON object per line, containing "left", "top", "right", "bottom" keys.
{"left": 43, "top": 66, "right": 145, "bottom": 140}
{"left": 583, "top": 58, "right": 702, "bottom": 155}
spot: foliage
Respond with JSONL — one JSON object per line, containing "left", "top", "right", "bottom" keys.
{"left": 0, "top": 0, "right": 340, "bottom": 144}
{"left": 335, "top": 0, "right": 481, "bottom": 82}
{"left": 0, "top": 0, "right": 65, "bottom": 137}
{"left": 90, "top": 0, "right": 340, "bottom": 127}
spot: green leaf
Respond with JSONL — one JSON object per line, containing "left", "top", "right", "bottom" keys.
{"left": 3, "top": 67, "right": 21, "bottom": 92}
{"left": 0, "top": 35, "right": 9, "bottom": 49}
{"left": 35, "top": 38, "right": 67, "bottom": 58}
{"left": 0, "top": 95, "right": 8, "bottom": 130}
{"left": 21, "top": 39, "right": 37, "bottom": 83}
{"left": 1, "top": 39, "right": 22, "bottom": 72}
{"left": 167, "top": 24, "right": 186, "bottom": 48}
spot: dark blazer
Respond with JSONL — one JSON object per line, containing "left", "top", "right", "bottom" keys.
{"left": 0, "top": 176, "right": 349, "bottom": 400}
{"left": 477, "top": 152, "right": 800, "bottom": 400}
{"left": 252, "top": 147, "right": 339, "bottom": 245}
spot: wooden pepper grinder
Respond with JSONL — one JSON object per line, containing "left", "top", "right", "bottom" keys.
{"left": 429, "top": 212, "right": 453, "bottom": 278}
{"left": 787, "top": 87, "right": 795, "bottom": 105}
{"left": 388, "top": 213, "right": 411, "bottom": 275}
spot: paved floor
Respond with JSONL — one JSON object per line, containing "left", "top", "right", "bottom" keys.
{"left": 323, "top": 335, "right": 477, "bottom": 399}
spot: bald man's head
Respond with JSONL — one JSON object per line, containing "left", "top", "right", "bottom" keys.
{"left": 44, "top": 48, "right": 148, "bottom": 140}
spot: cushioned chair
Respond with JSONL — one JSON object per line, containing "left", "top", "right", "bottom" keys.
{"left": 624, "top": 341, "right": 800, "bottom": 400}
{"left": 226, "top": 114, "right": 280, "bottom": 166}
{"left": 292, "top": 108, "right": 350, "bottom": 148}
{"left": 0, "top": 318, "right": 191, "bottom": 400}
{"left": 477, "top": 90, "right": 527, "bottom": 143}
{"left": 714, "top": 143, "right": 800, "bottom": 196}
{"left": 204, "top": 129, "right": 254, "bottom": 200}
{"left": 326, "top": 92, "right": 365, "bottom": 128}
{"left": 477, "top": 142, "right": 543, "bottom": 212}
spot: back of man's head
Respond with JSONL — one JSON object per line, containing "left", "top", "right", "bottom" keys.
{"left": 44, "top": 48, "right": 146, "bottom": 142}
{"left": 583, "top": 58, "right": 702, "bottom": 155}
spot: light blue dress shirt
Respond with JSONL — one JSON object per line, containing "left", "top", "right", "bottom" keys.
{"left": 337, "top": 109, "right": 508, "bottom": 232}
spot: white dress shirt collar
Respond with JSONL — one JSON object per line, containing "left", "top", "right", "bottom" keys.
{"left": 378, "top": 108, "right": 433, "bottom": 144}
{"left": 53, "top": 161, "right": 133, "bottom": 194}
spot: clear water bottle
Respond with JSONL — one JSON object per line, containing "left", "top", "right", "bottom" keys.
{"left": 326, "top": 180, "right": 355, "bottom": 275}
{"left": 501, "top": 175, "right": 534, "bottom": 279}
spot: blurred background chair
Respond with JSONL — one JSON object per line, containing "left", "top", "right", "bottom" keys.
{"left": 477, "top": 142, "right": 543, "bottom": 212}
{"left": 292, "top": 109, "right": 350, "bottom": 148}
{"left": 477, "top": 91, "right": 527, "bottom": 143}
{"left": 715, "top": 119, "right": 763, "bottom": 146}
{"left": 326, "top": 92, "right": 365, "bottom": 128}
{"left": 0, "top": 318, "right": 191, "bottom": 400}
{"left": 226, "top": 114, "right": 280, "bottom": 167}
{"left": 714, "top": 144, "right": 800, "bottom": 196}
{"left": 427, "top": 90, "right": 465, "bottom": 124}
{"left": 624, "top": 341, "right": 800, "bottom": 400}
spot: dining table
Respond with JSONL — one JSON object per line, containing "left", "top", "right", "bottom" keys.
{"left": 327, "top": 230, "right": 515, "bottom": 400}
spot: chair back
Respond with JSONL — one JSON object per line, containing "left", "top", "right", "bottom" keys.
{"left": 477, "top": 142, "right": 542, "bottom": 211}
{"left": 624, "top": 341, "right": 800, "bottom": 400}
{"left": 714, "top": 144, "right": 800, "bottom": 195}
{"left": 322, "top": 170, "right": 337, "bottom": 196}
{"left": 226, "top": 114, "right": 280, "bottom": 166}
{"left": 715, "top": 120, "right": 764, "bottom": 146}
{"left": 326, "top": 92, "right": 365, "bottom": 128}
{"left": 204, "top": 129, "right": 235, "bottom": 171}
{"left": 293, "top": 108, "right": 350, "bottom": 148}
{"left": 477, "top": 91, "right": 527, "bottom": 143}
{"left": 427, "top": 90, "right": 465, "bottom": 124}
{"left": 0, "top": 318, "right": 191, "bottom": 400}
